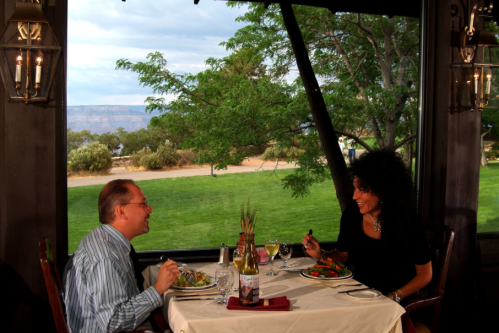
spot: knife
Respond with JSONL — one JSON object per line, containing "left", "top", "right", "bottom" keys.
{"left": 173, "top": 293, "right": 221, "bottom": 298}
{"left": 173, "top": 297, "right": 223, "bottom": 302}
{"left": 337, "top": 287, "right": 373, "bottom": 294}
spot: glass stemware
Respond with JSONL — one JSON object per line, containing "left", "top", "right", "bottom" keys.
{"left": 232, "top": 248, "right": 243, "bottom": 291}
{"left": 215, "top": 267, "right": 234, "bottom": 305}
{"left": 264, "top": 237, "right": 280, "bottom": 276}
{"left": 278, "top": 240, "right": 293, "bottom": 269}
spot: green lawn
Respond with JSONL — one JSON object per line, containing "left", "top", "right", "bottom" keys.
{"left": 68, "top": 162, "right": 499, "bottom": 252}
{"left": 68, "top": 169, "right": 341, "bottom": 253}
{"left": 477, "top": 161, "right": 499, "bottom": 233}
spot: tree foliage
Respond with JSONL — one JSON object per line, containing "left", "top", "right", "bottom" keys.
{"left": 224, "top": 3, "right": 420, "bottom": 165}
{"left": 116, "top": 3, "right": 420, "bottom": 196}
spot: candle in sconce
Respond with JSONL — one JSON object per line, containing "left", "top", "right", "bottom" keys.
{"left": 474, "top": 72, "right": 479, "bottom": 94}
{"left": 35, "top": 53, "right": 43, "bottom": 85}
{"left": 486, "top": 71, "right": 492, "bottom": 95}
{"left": 15, "top": 54, "right": 23, "bottom": 83}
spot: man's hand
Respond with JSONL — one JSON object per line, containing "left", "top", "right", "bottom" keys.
{"left": 153, "top": 260, "right": 181, "bottom": 294}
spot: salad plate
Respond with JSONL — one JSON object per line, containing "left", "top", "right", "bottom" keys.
{"left": 171, "top": 275, "right": 217, "bottom": 292}
{"left": 299, "top": 269, "right": 353, "bottom": 281}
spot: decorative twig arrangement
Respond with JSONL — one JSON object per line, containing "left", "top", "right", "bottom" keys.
{"left": 240, "top": 196, "right": 257, "bottom": 235}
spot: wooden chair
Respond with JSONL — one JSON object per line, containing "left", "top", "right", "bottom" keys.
{"left": 39, "top": 237, "right": 69, "bottom": 333}
{"left": 40, "top": 238, "right": 160, "bottom": 333}
{"left": 402, "top": 220, "right": 455, "bottom": 333}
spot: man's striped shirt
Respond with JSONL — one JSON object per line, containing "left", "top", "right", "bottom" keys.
{"left": 63, "top": 224, "right": 162, "bottom": 332}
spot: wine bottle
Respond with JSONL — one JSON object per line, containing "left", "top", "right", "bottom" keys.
{"left": 238, "top": 233, "right": 259, "bottom": 306}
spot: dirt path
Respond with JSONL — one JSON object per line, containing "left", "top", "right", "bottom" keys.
{"left": 67, "top": 156, "right": 298, "bottom": 188}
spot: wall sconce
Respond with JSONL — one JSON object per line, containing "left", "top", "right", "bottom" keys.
{"left": 0, "top": 0, "right": 61, "bottom": 103}
{"left": 452, "top": 1, "right": 499, "bottom": 111}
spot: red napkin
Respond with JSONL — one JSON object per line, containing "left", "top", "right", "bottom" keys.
{"left": 226, "top": 296, "right": 290, "bottom": 311}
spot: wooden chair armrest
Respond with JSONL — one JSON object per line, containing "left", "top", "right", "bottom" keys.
{"left": 404, "top": 295, "right": 442, "bottom": 314}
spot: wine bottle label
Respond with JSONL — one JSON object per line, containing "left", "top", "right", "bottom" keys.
{"left": 239, "top": 274, "right": 259, "bottom": 305}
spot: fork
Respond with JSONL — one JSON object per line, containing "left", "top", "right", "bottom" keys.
{"left": 182, "top": 270, "right": 198, "bottom": 284}
{"left": 330, "top": 283, "right": 363, "bottom": 289}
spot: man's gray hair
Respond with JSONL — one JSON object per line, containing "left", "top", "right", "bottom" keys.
{"left": 98, "top": 179, "right": 136, "bottom": 224}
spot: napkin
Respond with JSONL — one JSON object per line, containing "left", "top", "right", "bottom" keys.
{"left": 226, "top": 296, "right": 290, "bottom": 311}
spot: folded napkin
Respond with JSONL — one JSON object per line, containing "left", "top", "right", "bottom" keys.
{"left": 226, "top": 296, "right": 290, "bottom": 311}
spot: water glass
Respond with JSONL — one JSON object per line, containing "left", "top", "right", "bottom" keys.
{"left": 278, "top": 240, "right": 293, "bottom": 269}
{"left": 215, "top": 268, "right": 234, "bottom": 305}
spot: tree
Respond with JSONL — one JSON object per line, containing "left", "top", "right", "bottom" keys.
{"left": 67, "top": 128, "right": 98, "bottom": 156}
{"left": 224, "top": 3, "right": 420, "bottom": 167}
{"left": 116, "top": 49, "right": 333, "bottom": 198}
{"left": 97, "top": 132, "right": 121, "bottom": 156}
{"left": 116, "top": 126, "right": 168, "bottom": 156}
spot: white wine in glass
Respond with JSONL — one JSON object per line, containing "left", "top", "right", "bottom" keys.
{"left": 278, "top": 240, "right": 293, "bottom": 269}
{"left": 264, "top": 237, "right": 280, "bottom": 276}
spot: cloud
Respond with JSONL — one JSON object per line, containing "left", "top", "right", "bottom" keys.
{"left": 68, "top": 0, "right": 248, "bottom": 106}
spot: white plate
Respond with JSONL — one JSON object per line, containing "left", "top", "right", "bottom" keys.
{"left": 171, "top": 275, "right": 216, "bottom": 292}
{"left": 345, "top": 289, "right": 382, "bottom": 299}
{"left": 300, "top": 269, "right": 353, "bottom": 281}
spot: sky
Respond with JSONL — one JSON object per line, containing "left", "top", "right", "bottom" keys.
{"left": 68, "top": 0, "right": 249, "bottom": 106}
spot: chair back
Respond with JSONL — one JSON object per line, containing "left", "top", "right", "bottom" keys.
{"left": 422, "top": 218, "right": 455, "bottom": 298}
{"left": 39, "top": 238, "right": 69, "bottom": 333}
{"left": 403, "top": 219, "right": 455, "bottom": 333}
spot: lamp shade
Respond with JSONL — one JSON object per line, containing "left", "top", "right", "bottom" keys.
{"left": 0, "top": 2, "right": 61, "bottom": 103}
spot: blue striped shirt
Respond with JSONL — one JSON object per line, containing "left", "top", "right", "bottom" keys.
{"left": 63, "top": 224, "right": 163, "bottom": 332}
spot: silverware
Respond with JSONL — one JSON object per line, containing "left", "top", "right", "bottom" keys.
{"left": 338, "top": 287, "right": 373, "bottom": 294}
{"left": 173, "top": 297, "right": 223, "bottom": 302}
{"left": 173, "top": 293, "right": 221, "bottom": 298}
{"left": 330, "top": 283, "right": 363, "bottom": 289}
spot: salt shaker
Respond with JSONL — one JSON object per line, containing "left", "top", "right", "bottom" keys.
{"left": 218, "top": 243, "right": 226, "bottom": 265}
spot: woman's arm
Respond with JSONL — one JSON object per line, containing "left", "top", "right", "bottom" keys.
{"left": 388, "top": 261, "right": 432, "bottom": 301}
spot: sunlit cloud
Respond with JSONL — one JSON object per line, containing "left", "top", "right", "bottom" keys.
{"left": 68, "top": 0, "right": 248, "bottom": 106}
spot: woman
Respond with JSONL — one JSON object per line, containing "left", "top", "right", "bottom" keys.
{"left": 302, "top": 149, "right": 432, "bottom": 303}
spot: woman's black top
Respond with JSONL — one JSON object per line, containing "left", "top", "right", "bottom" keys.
{"left": 336, "top": 204, "right": 431, "bottom": 295}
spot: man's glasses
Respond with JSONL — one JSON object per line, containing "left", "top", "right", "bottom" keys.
{"left": 120, "top": 201, "right": 149, "bottom": 209}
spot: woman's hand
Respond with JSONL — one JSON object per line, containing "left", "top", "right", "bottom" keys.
{"left": 301, "top": 234, "right": 321, "bottom": 259}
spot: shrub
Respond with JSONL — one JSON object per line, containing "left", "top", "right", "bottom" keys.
{"left": 130, "top": 148, "right": 149, "bottom": 167}
{"left": 261, "top": 146, "right": 303, "bottom": 161}
{"left": 139, "top": 153, "right": 163, "bottom": 170}
{"left": 178, "top": 149, "right": 198, "bottom": 164}
{"left": 492, "top": 142, "right": 499, "bottom": 151}
{"left": 157, "top": 140, "right": 181, "bottom": 167}
{"left": 68, "top": 142, "right": 113, "bottom": 172}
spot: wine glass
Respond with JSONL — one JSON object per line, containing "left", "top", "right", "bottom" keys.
{"left": 278, "top": 240, "right": 293, "bottom": 269}
{"left": 232, "top": 248, "right": 243, "bottom": 291}
{"left": 215, "top": 268, "right": 234, "bottom": 305}
{"left": 264, "top": 237, "right": 280, "bottom": 276}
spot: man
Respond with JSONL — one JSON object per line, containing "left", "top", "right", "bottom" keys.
{"left": 338, "top": 137, "right": 345, "bottom": 152}
{"left": 63, "top": 179, "right": 180, "bottom": 332}
{"left": 347, "top": 138, "right": 356, "bottom": 164}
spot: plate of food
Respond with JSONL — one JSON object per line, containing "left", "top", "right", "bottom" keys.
{"left": 171, "top": 269, "right": 216, "bottom": 291}
{"left": 300, "top": 258, "right": 353, "bottom": 280}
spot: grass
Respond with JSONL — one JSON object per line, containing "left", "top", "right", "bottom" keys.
{"left": 68, "top": 161, "right": 499, "bottom": 252}
{"left": 68, "top": 169, "right": 341, "bottom": 253}
{"left": 477, "top": 161, "right": 499, "bottom": 233}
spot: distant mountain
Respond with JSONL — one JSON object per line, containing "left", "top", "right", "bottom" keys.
{"left": 67, "top": 105, "right": 160, "bottom": 134}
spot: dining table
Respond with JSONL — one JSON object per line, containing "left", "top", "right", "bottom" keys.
{"left": 143, "top": 257, "right": 405, "bottom": 333}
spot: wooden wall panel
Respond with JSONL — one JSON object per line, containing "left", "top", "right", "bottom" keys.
{"left": 421, "top": 0, "right": 480, "bottom": 330}
{"left": 0, "top": 1, "right": 67, "bottom": 332}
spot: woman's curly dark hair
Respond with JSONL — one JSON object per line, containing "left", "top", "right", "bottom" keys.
{"left": 349, "top": 149, "right": 417, "bottom": 248}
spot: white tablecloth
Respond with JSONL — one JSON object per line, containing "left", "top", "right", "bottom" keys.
{"left": 143, "top": 258, "right": 404, "bottom": 333}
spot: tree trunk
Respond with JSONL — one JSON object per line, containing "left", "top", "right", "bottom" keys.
{"left": 480, "top": 128, "right": 491, "bottom": 167}
{"left": 280, "top": 3, "right": 353, "bottom": 211}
